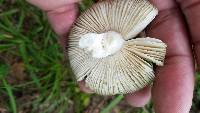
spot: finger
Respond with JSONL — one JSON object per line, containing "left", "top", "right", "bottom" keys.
{"left": 176, "top": 0, "right": 200, "bottom": 72}
{"left": 27, "top": 0, "right": 81, "bottom": 11}
{"left": 46, "top": 4, "right": 79, "bottom": 49}
{"left": 47, "top": 4, "right": 78, "bottom": 37}
{"left": 28, "top": 0, "right": 79, "bottom": 47}
{"left": 147, "top": 0, "right": 194, "bottom": 113}
{"left": 125, "top": 86, "right": 151, "bottom": 107}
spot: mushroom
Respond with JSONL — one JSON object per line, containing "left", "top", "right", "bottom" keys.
{"left": 68, "top": 0, "right": 167, "bottom": 95}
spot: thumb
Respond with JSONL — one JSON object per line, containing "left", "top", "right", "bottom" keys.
{"left": 27, "top": 0, "right": 80, "bottom": 37}
{"left": 27, "top": 0, "right": 80, "bottom": 11}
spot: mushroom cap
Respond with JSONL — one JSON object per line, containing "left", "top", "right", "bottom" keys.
{"left": 68, "top": 0, "right": 167, "bottom": 95}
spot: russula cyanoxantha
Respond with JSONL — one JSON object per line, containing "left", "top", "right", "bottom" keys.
{"left": 68, "top": 0, "right": 167, "bottom": 95}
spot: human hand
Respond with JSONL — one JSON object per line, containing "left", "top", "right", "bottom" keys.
{"left": 27, "top": 0, "right": 198, "bottom": 113}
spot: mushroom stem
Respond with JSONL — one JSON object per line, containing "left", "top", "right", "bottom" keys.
{"left": 79, "top": 31, "right": 125, "bottom": 58}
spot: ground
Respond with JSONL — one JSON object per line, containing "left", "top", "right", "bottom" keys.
{"left": 0, "top": 0, "right": 200, "bottom": 113}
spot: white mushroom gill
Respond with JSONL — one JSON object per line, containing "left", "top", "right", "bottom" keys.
{"left": 79, "top": 31, "right": 125, "bottom": 58}
{"left": 68, "top": 0, "right": 167, "bottom": 95}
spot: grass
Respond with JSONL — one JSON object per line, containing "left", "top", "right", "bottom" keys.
{"left": 0, "top": 0, "right": 88, "bottom": 112}
{"left": 100, "top": 95, "right": 124, "bottom": 113}
{"left": 0, "top": 0, "right": 200, "bottom": 113}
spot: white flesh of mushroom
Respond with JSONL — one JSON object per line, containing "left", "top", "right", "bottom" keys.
{"left": 79, "top": 31, "right": 125, "bottom": 58}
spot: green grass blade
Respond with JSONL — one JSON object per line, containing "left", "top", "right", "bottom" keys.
{"left": 0, "top": 44, "right": 14, "bottom": 49}
{"left": 16, "top": 10, "right": 25, "bottom": 30}
{"left": 100, "top": 95, "right": 124, "bottom": 113}
{"left": 2, "top": 79, "right": 17, "bottom": 113}
{"left": 19, "top": 43, "right": 42, "bottom": 89}
{"left": 0, "top": 9, "right": 19, "bottom": 17}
